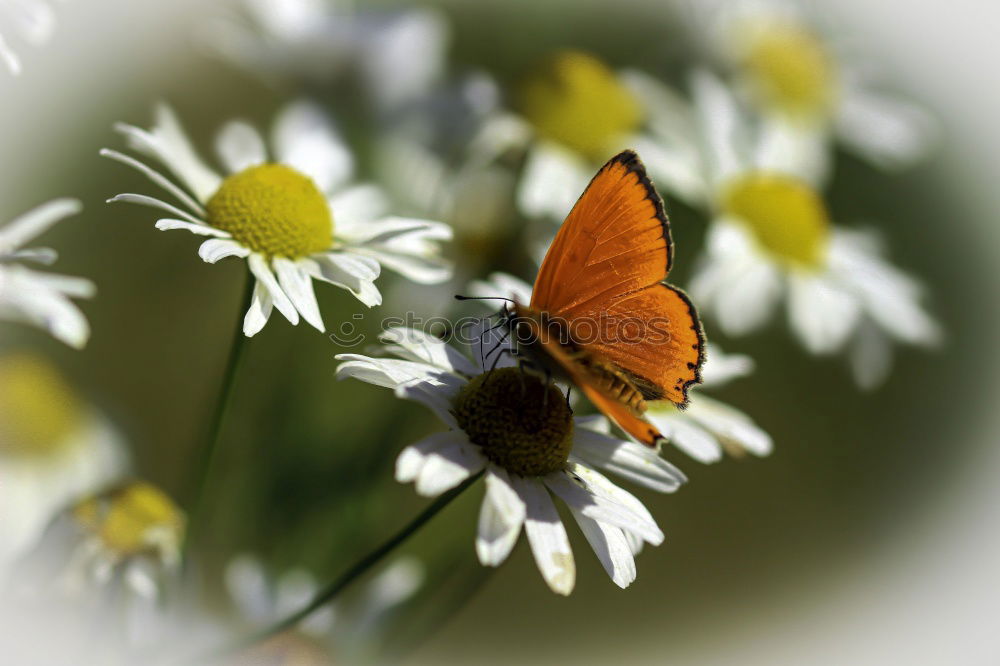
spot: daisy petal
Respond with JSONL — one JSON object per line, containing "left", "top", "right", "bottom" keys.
{"left": 198, "top": 239, "right": 250, "bottom": 264}
{"left": 109, "top": 193, "right": 203, "bottom": 225}
{"left": 328, "top": 185, "right": 390, "bottom": 230}
{"left": 247, "top": 254, "right": 298, "bottom": 326}
{"left": 699, "top": 344, "right": 754, "bottom": 388}
{"left": 545, "top": 472, "right": 663, "bottom": 546}
{"left": 155, "top": 219, "right": 231, "bottom": 237}
{"left": 476, "top": 466, "right": 526, "bottom": 567}
{"left": 569, "top": 510, "right": 636, "bottom": 589}
{"left": 509, "top": 476, "right": 575, "bottom": 596}
{"left": 215, "top": 121, "right": 267, "bottom": 173}
{"left": 566, "top": 462, "right": 662, "bottom": 546}
{"left": 571, "top": 427, "right": 687, "bottom": 492}
{"left": 334, "top": 354, "right": 461, "bottom": 393}
{"left": 99, "top": 149, "right": 205, "bottom": 216}
{"left": 413, "top": 433, "right": 486, "bottom": 497}
{"left": 468, "top": 272, "right": 533, "bottom": 304}
{"left": 0, "top": 199, "right": 81, "bottom": 251}
{"left": 517, "top": 142, "right": 590, "bottom": 221}
{"left": 273, "top": 101, "right": 354, "bottom": 192}
{"left": 243, "top": 280, "right": 274, "bottom": 337}
{"left": 380, "top": 327, "right": 478, "bottom": 375}
{"left": 350, "top": 245, "right": 452, "bottom": 285}
{"left": 646, "top": 409, "right": 723, "bottom": 464}
{"left": 788, "top": 272, "right": 860, "bottom": 354}
{"left": 686, "top": 394, "right": 773, "bottom": 458}
{"left": 849, "top": 317, "right": 894, "bottom": 391}
{"left": 274, "top": 258, "right": 324, "bottom": 331}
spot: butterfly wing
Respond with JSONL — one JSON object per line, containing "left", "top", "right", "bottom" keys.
{"left": 533, "top": 331, "right": 668, "bottom": 448}
{"left": 531, "top": 150, "right": 703, "bottom": 406}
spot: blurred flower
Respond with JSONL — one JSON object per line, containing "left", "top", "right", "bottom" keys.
{"left": 103, "top": 101, "right": 452, "bottom": 337}
{"left": 469, "top": 272, "right": 771, "bottom": 463}
{"left": 667, "top": 72, "right": 940, "bottom": 388}
{"left": 0, "top": 353, "right": 126, "bottom": 570}
{"left": 485, "top": 50, "right": 693, "bottom": 221}
{"left": 206, "top": 0, "right": 449, "bottom": 114}
{"left": 66, "top": 481, "right": 185, "bottom": 601}
{"left": 224, "top": 554, "right": 423, "bottom": 664}
{"left": 336, "top": 327, "right": 685, "bottom": 594}
{"left": 684, "top": 0, "right": 937, "bottom": 179}
{"left": 0, "top": 0, "right": 61, "bottom": 75}
{"left": 0, "top": 198, "right": 94, "bottom": 348}
{"left": 374, "top": 72, "right": 517, "bottom": 260}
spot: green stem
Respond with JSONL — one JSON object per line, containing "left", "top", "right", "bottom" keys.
{"left": 182, "top": 271, "right": 253, "bottom": 565}
{"left": 203, "top": 471, "right": 483, "bottom": 661}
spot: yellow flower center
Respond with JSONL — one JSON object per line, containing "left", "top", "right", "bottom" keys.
{"left": 0, "top": 355, "right": 84, "bottom": 458}
{"left": 721, "top": 172, "right": 830, "bottom": 268}
{"left": 73, "top": 482, "right": 185, "bottom": 559}
{"left": 453, "top": 368, "right": 573, "bottom": 477}
{"left": 742, "top": 23, "right": 838, "bottom": 119}
{"left": 516, "top": 50, "right": 642, "bottom": 160}
{"left": 206, "top": 163, "right": 333, "bottom": 259}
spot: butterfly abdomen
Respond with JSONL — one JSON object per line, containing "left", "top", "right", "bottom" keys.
{"left": 584, "top": 361, "right": 647, "bottom": 414}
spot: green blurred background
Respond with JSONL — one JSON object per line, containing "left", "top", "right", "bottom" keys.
{"left": 1, "top": 0, "right": 997, "bottom": 663}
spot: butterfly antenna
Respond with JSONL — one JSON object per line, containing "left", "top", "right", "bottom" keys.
{"left": 454, "top": 294, "right": 514, "bottom": 304}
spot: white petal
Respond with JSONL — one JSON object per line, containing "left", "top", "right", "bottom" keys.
{"left": 273, "top": 100, "right": 354, "bottom": 192}
{"left": 396, "top": 431, "right": 470, "bottom": 484}
{"left": 274, "top": 258, "right": 324, "bottom": 331}
{"left": 788, "top": 271, "right": 861, "bottom": 354}
{"left": 0, "top": 33, "right": 22, "bottom": 75}
{"left": 0, "top": 198, "right": 81, "bottom": 251}
{"left": 568, "top": 509, "right": 636, "bottom": 589}
{"left": 334, "top": 354, "right": 459, "bottom": 392}
{"left": 545, "top": 472, "right": 663, "bottom": 545}
{"left": 99, "top": 149, "right": 205, "bottom": 216}
{"left": 691, "top": 69, "right": 749, "bottom": 186}
{"left": 755, "top": 118, "right": 830, "bottom": 186}
{"left": 303, "top": 254, "right": 382, "bottom": 307}
{"left": 699, "top": 344, "right": 754, "bottom": 388}
{"left": 517, "top": 142, "right": 591, "bottom": 221}
{"left": 198, "top": 239, "right": 250, "bottom": 264}
{"left": 115, "top": 105, "right": 222, "bottom": 203}
{"left": 849, "top": 317, "right": 894, "bottom": 391}
{"left": 509, "top": 476, "right": 575, "bottom": 596}
{"left": 328, "top": 184, "right": 390, "bottom": 229}
{"left": 571, "top": 427, "right": 686, "bottom": 493}
{"left": 647, "top": 409, "right": 723, "bottom": 464}
{"left": 108, "top": 193, "right": 203, "bottom": 225}
{"left": 394, "top": 381, "right": 461, "bottom": 429}
{"left": 350, "top": 245, "right": 451, "bottom": 285}
{"left": 0, "top": 267, "right": 93, "bottom": 348}
{"left": 476, "top": 466, "right": 526, "bottom": 567}
{"left": 247, "top": 254, "right": 298, "bottom": 326}
{"left": 380, "top": 327, "right": 478, "bottom": 375}
{"left": 685, "top": 394, "right": 773, "bottom": 458}
{"left": 243, "top": 280, "right": 274, "bottom": 337}
{"left": 467, "top": 272, "right": 533, "bottom": 304}
{"left": 565, "top": 462, "right": 662, "bottom": 545}
{"left": 414, "top": 434, "right": 486, "bottom": 497}
{"left": 358, "top": 9, "right": 448, "bottom": 111}
{"left": 155, "top": 219, "right": 230, "bottom": 237}
{"left": 339, "top": 216, "right": 452, "bottom": 246}
{"left": 224, "top": 554, "right": 273, "bottom": 625}
{"left": 836, "top": 85, "right": 937, "bottom": 170}
{"left": 215, "top": 121, "right": 267, "bottom": 173}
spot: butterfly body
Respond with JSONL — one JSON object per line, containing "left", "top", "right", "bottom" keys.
{"left": 503, "top": 150, "right": 705, "bottom": 448}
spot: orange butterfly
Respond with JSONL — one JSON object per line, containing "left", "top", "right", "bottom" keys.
{"left": 501, "top": 150, "right": 704, "bottom": 448}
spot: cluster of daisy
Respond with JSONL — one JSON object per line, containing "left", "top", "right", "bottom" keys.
{"left": 0, "top": 0, "right": 941, "bottom": 662}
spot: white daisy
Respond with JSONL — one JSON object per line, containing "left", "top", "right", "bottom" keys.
{"left": 62, "top": 480, "right": 185, "bottom": 602}
{"left": 473, "top": 49, "right": 702, "bottom": 222}
{"left": 655, "top": 71, "right": 940, "bottom": 388}
{"left": 468, "top": 272, "right": 771, "bottom": 463}
{"left": 0, "top": 198, "right": 94, "bottom": 348}
{"left": 682, "top": 0, "right": 937, "bottom": 180}
{"left": 103, "top": 101, "right": 453, "bottom": 337}
{"left": 206, "top": 0, "right": 449, "bottom": 114}
{"left": 224, "top": 553, "right": 423, "bottom": 661}
{"left": 0, "top": 353, "right": 127, "bottom": 572}
{"left": 0, "top": 0, "right": 62, "bottom": 75}
{"left": 336, "top": 326, "right": 686, "bottom": 594}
